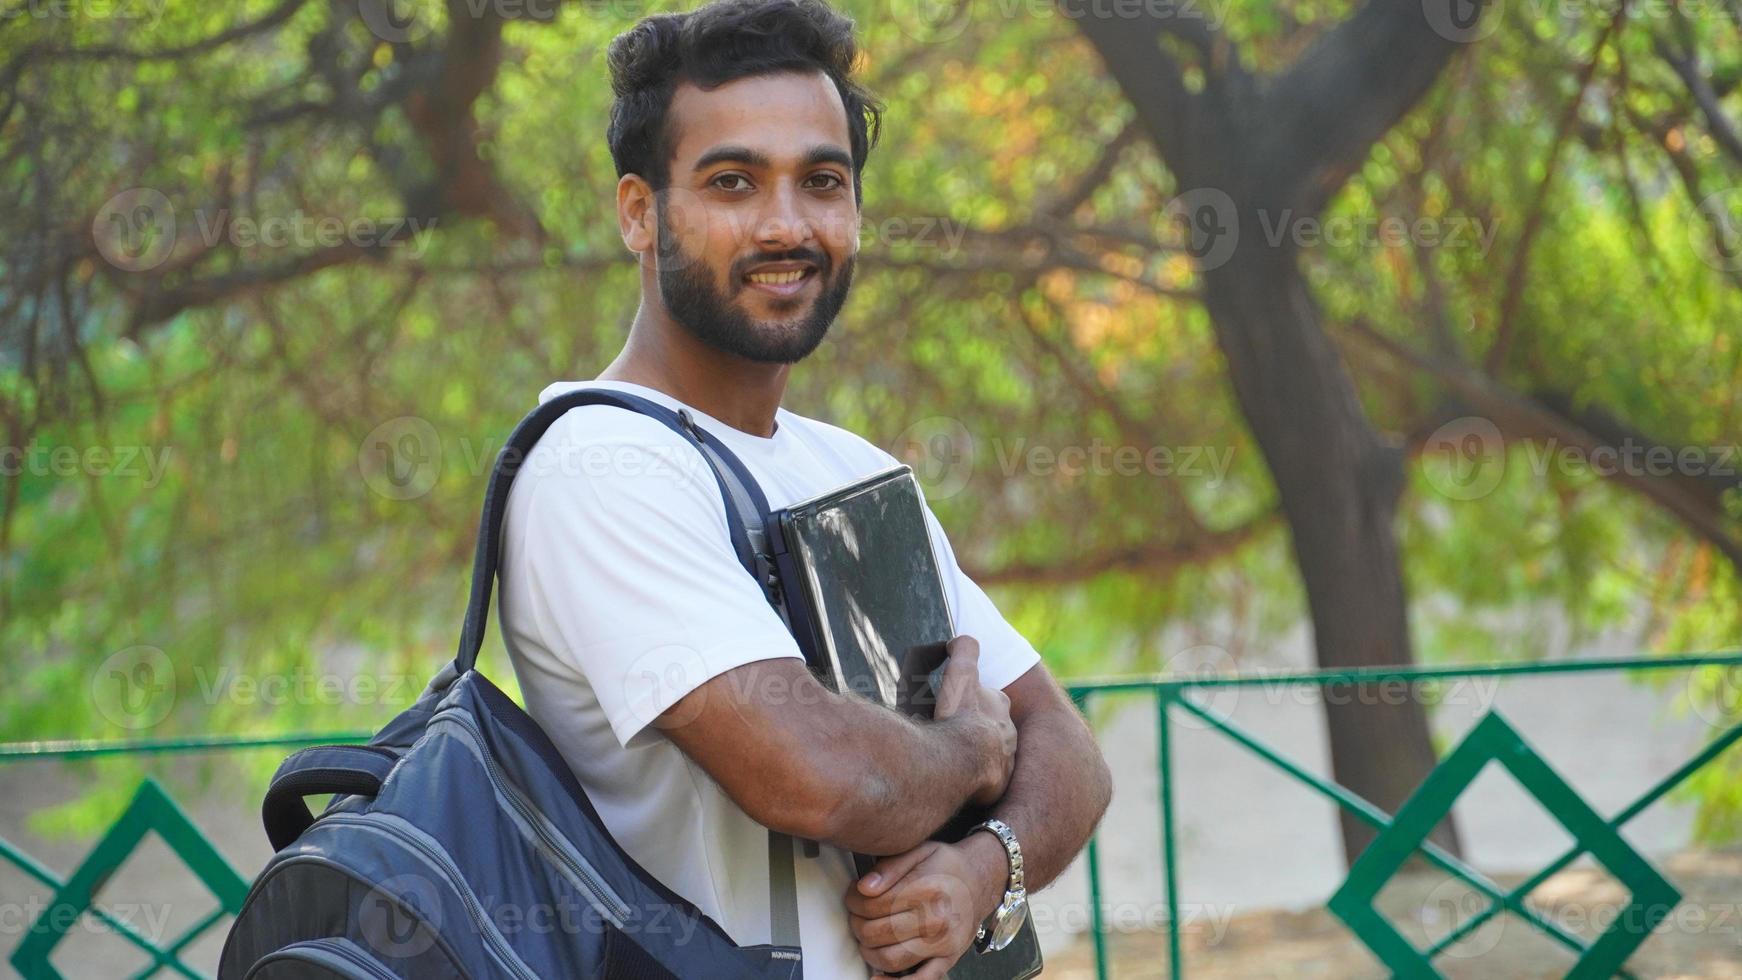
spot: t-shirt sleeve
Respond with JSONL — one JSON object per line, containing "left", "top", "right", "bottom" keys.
{"left": 920, "top": 504, "right": 1043, "bottom": 691}
{"left": 514, "top": 411, "right": 806, "bottom": 749}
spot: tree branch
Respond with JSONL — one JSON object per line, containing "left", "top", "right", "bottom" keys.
{"left": 1486, "top": 5, "right": 1627, "bottom": 373}
{"left": 1068, "top": 3, "right": 1203, "bottom": 176}
{"left": 1262, "top": 0, "right": 1476, "bottom": 211}
{"left": 1655, "top": 33, "right": 1742, "bottom": 168}
{"left": 1345, "top": 319, "right": 1742, "bottom": 571}
{"left": 967, "top": 510, "right": 1276, "bottom": 585}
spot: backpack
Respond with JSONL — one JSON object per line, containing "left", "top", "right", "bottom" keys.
{"left": 219, "top": 388, "right": 818, "bottom": 979}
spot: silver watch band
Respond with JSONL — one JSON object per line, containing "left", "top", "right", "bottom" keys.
{"left": 971, "top": 817, "right": 1024, "bottom": 947}
{"left": 973, "top": 818, "right": 1025, "bottom": 895}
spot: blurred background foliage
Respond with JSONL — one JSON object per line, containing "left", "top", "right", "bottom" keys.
{"left": 1, "top": 0, "right": 1739, "bottom": 835}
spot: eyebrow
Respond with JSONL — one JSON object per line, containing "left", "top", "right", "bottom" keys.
{"left": 691, "top": 144, "right": 854, "bottom": 173}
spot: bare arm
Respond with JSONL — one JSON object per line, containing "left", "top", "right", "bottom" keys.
{"left": 846, "top": 662, "right": 1112, "bottom": 978}
{"left": 657, "top": 640, "right": 1016, "bottom": 855}
{"left": 962, "top": 661, "right": 1113, "bottom": 893}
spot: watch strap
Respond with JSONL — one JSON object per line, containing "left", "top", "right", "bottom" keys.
{"left": 972, "top": 818, "right": 1024, "bottom": 895}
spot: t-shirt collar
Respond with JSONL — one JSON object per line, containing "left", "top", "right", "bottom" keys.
{"left": 539, "top": 379, "right": 783, "bottom": 445}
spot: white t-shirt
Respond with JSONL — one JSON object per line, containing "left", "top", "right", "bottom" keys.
{"left": 497, "top": 378, "right": 1041, "bottom": 979}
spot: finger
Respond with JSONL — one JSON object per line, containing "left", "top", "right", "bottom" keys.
{"left": 860, "top": 935, "right": 932, "bottom": 975}
{"left": 846, "top": 880, "right": 923, "bottom": 919}
{"left": 850, "top": 908, "right": 927, "bottom": 947}
{"left": 858, "top": 844, "right": 936, "bottom": 897}
{"left": 874, "top": 955, "right": 952, "bottom": 980}
{"left": 945, "top": 634, "right": 981, "bottom": 673}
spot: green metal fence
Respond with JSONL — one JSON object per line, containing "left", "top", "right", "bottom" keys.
{"left": 2, "top": 652, "right": 1739, "bottom": 978}
{"left": 1062, "top": 652, "right": 1742, "bottom": 979}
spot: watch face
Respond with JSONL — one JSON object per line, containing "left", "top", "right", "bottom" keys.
{"left": 988, "top": 895, "right": 1029, "bottom": 951}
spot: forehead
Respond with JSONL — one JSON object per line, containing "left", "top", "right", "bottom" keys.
{"left": 666, "top": 71, "right": 851, "bottom": 167}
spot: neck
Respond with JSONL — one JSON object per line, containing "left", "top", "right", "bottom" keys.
{"left": 598, "top": 299, "right": 790, "bottom": 439}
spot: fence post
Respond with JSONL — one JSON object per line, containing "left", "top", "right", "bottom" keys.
{"left": 1158, "top": 686, "right": 1182, "bottom": 979}
{"left": 1074, "top": 688, "right": 1110, "bottom": 979}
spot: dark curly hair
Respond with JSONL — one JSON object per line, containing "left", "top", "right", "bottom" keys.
{"left": 606, "top": 0, "right": 883, "bottom": 201}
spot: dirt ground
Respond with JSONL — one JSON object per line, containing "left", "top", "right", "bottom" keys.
{"left": 1046, "top": 850, "right": 1742, "bottom": 978}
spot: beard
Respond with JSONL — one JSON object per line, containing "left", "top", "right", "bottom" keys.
{"left": 654, "top": 199, "right": 855, "bottom": 364}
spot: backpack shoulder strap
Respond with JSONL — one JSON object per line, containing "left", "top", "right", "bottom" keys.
{"left": 454, "top": 387, "right": 769, "bottom": 673}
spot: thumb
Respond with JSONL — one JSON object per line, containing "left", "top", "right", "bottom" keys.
{"left": 935, "top": 636, "right": 981, "bottom": 718}
{"left": 858, "top": 844, "right": 935, "bottom": 897}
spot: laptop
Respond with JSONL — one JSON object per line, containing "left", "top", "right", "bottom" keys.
{"left": 773, "top": 464, "right": 1043, "bottom": 980}
{"left": 776, "top": 465, "right": 956, "bottom": 711}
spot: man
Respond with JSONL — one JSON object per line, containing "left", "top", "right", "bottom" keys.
{"left": 498, "top": 0, "right": 1112, "bottom": 975}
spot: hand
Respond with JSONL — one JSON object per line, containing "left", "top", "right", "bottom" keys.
{"left": 932, "top": 635, "right": 1017, "bottom": 807}
{"left": 844, "top": 835, "right": 1009, "bottom": 978}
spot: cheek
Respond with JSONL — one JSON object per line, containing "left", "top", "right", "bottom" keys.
{"left": 702, "top": 211, "right": 752, "bottom": 269}
{"left": 659, "top": 191, "right": 736, "bottom": 264}
{"left": 818, "top": 205, "right": 861, "bottom": 258}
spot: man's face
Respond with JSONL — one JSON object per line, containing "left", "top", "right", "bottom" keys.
{"left": 651, "top": 71, "right": 860, "bottom": 364}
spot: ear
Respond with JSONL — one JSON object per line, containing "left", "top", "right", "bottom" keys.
{"left": 617, "top": 174, "right": 656, "bottom": 258}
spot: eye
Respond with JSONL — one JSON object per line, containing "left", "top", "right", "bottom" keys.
{"left": 805, "top": 172, "right": 846, "bottom": 191}
{"left": 711, "top": 173, "right": 753, "bottom": 192}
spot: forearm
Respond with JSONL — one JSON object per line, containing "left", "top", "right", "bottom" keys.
{"left": 664, "top": 656, "right": 1008, "bottom": 857}
{"left": 976, "top": 701, "right": 1111, "bottom": 893}
{"left": 801, "top": 699, "right": 985, "bottom": 854}
{"left": 858, "top": 693, "right": 1113, "bottom": 967}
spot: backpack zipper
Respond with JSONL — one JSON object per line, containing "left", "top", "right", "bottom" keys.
{"left": 429, "top": 709, "right": 634, "bottom": 925}
{"left": 319, "top": 813, "right": 539, "bottom": 980}
{"left": 246, "top": 937, "right": 399, "bottom": 980}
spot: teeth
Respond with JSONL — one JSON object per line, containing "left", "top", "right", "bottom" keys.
{"left": 748, "top": 269, "right": 807, "bottom": 285}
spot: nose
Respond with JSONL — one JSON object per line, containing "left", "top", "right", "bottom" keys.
{"left": 752, "top": 182, "right": 816, "bottom": 251}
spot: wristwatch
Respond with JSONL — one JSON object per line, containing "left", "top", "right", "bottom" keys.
{"left": 969, "top": 818, "right": 1029, "bottom": 954}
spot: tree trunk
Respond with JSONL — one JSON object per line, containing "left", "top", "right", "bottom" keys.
{"left": 1200, "top": 208, "right": 1461, "bottom": 863}
{"left": 1069, "top": 0, "right": 1480, "bottom": 862}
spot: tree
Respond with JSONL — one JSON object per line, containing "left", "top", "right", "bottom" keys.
{"left": 1062, "top": 0, "right": 1481, "bottom": 861}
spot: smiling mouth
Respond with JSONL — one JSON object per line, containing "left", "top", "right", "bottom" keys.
{"left": 743, "top": 266, "right": 818, "bottom": 297}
